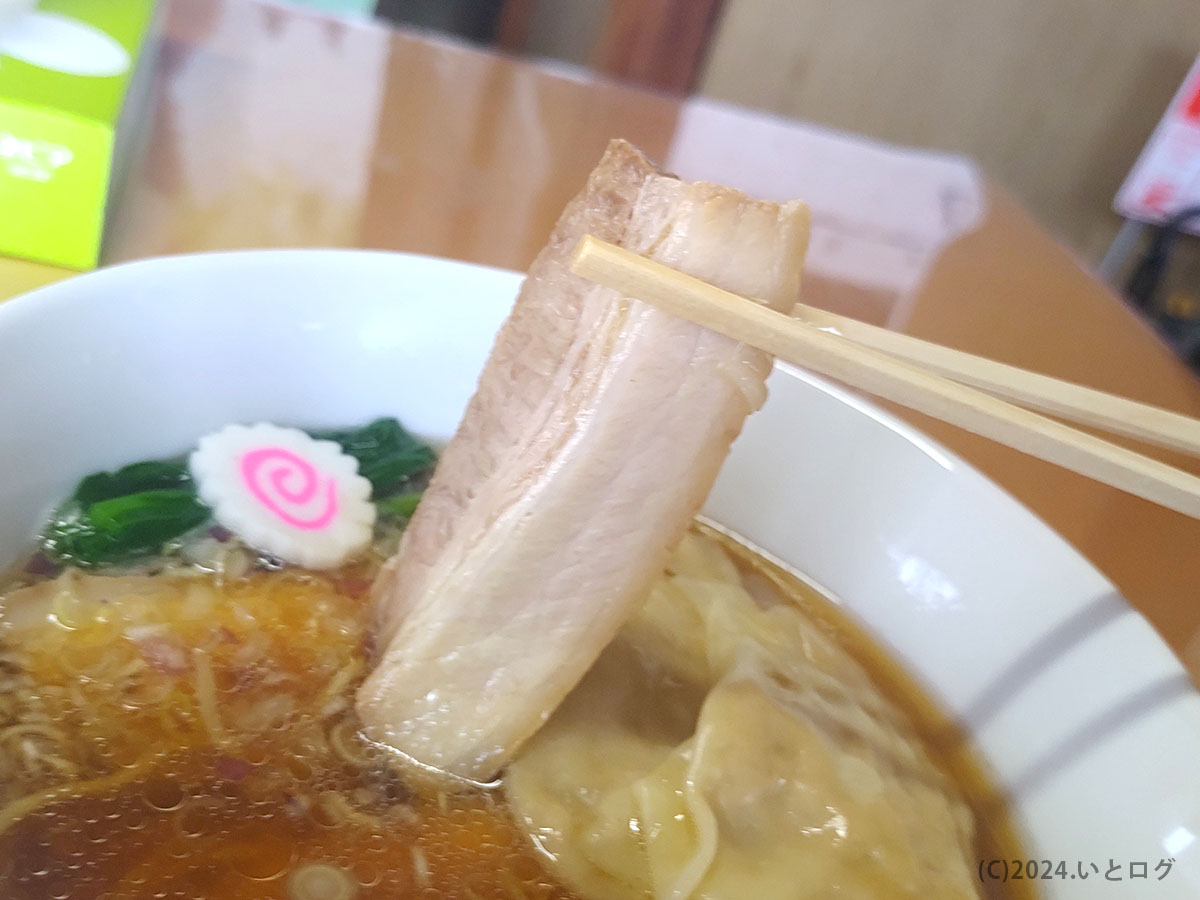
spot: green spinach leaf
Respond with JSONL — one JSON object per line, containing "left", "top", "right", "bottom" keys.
{"left": 311, "top": 417, "right": 436, "bottom": 497}
{"left": 44, "top": 489, "right": 211, "bottom": 567}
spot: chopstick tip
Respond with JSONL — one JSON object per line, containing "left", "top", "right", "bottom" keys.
{"left": 568, "top": 234, "right": 607, "bottom": 278}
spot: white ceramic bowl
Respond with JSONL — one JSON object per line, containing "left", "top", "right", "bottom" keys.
{"left": 0, "top": 250, "right": 1197, "bottom": 897}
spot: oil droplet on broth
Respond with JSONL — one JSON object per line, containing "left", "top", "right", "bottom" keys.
{"left": 175, "top": 805, "right": 211, "bottom": 839}
{"left": 142, "top": 779, "right": 185, "bottom": 812}
{"left": 286, "top": 754, "right": 315, "bottom": 783}
{"left": 350, "top": 860, "right": 380, "bottom": 887}
{"left": 229, "top": 830, "right": 295, "bottom": 881}
{"left": 310, "top": 792, "right": 347, "bottom": 829}
{"left": 288, "top": 863, "right": 359, "bottom": 900}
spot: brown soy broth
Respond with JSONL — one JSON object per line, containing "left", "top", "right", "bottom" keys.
{"left": 0, "top": 565, "right": 576, "bottom": 900}
{"left": 2, "top": 759, "right": 564, "bottom": 899}
{"left": 0, "top": 523, "right": 1033, "bottom": 900}
{"left": 705, "top": 522, "right": 1038, "bottom": 900}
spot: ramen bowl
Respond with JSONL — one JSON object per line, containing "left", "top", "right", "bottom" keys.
{"left": 0, "top": 249, "right": 1196, "bottom": 898}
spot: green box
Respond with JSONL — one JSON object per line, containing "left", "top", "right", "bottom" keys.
{"left": 0, "top": 0, "right": 156, "bottom": 269}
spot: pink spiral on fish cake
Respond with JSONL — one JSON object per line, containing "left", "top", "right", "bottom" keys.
{"left": 240, "top": 446, "right": 339, "bottom": 531}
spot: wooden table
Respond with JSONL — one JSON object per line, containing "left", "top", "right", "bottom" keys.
{"left": 5, "top": 0, "right": 1200, "bottom": 681}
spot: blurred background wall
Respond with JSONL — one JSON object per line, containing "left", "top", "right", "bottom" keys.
{"left": 495, "top": 0, "right": 1200, "bottom": 269}
{"left": 699, "top": 0, "right": 1200, "bottom": 265}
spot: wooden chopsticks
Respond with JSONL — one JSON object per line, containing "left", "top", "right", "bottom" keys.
{"left": 789, "top": 302, "right": 1200, "bottom": 458}
{"left": 569, "top": 235, "right": 1200, "bottom": 521}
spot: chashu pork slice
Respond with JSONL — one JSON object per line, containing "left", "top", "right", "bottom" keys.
{"left": 356, "top": 139, "right": 810, "bottom": 783}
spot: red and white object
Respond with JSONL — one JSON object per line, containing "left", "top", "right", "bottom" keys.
{"left": 1115, "top": 53, "right": 1200, "bottom": 235}
{"left": 190, "top": 423, "right": 375, "bottom": 569}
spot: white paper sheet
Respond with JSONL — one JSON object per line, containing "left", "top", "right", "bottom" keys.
{"left": 666, "top": 98, "right": 986, "bottom": 297}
